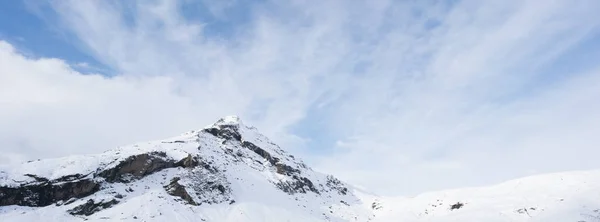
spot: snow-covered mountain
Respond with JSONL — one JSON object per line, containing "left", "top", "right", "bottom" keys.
{"left": 0, "top": 116, "right": 372, "bottom": 221}
{"left": 1, "top": 116, "right": 599, "bottom": 222}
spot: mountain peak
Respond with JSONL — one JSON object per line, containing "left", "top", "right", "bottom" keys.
{"left": 212, "top": 115, "right": 242, "bottom": 126}
{"left": 0, "top": 116, "right": 367, "bottom": 221}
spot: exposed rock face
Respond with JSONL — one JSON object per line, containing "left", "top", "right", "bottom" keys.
{"left": 242, "top": 141, "right": 300, "bottom": 177}
{"left": 164, "top": 177, "right": 197, "bottom": 206}
{"left": 205, "top": 120, "right": 327, "bottom": 196}
{"left": 0, "top": 178, "right": 99, "bottom": 207}
{"left": 68, "top": 199, "right": 120, "bottom": 216}
{"left": 180, "top": 165, "right": 233, "bottom": 205}
{"left": 325, "top": 176, "right": 349, "bottom": 195}
{"left": 175, "top": 154, "right": 200, "bottom": 169}
{"left": 242, "top": 141, "right": 278, "bottom": 165}
{"left": 275, "top": 163, "right": 300, "bottom": 175}
{"left": 0, "top": 152, "right": 197, "bottom": 208}
{"left": 276, "top": 175, "right": 320, "bottom": 194}
{"left": 204, "top": 125, "right": 242, "bottom": 142}
{"left": 97, "top": 152, "right": 177, "bottom": 183}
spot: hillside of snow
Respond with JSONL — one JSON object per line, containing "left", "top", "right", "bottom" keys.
{"left": 367, "top": 170, "right": 600, "bottom": 222}
{"left": 1, "top": 116, "right": 599, "bottom": 222}
{"left": 0, "top": 116, "right": 372, "bottom": 221}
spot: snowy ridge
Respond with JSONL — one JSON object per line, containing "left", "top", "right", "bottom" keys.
{"left": 0, "top": 116, "right": 372, "bottom": 221}
{"left": 1, "top": 116, "right": 600, "bottom": 221}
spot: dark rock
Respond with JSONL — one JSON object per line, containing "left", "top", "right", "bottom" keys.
{"left": 175, "top": 154, "right": 199, "bottom": 169}
{"left": 276, "top": 175, "right": 319, "bottom": 195}
{"left": 161, "top": 140, "right": 186, "bottom": 144}
{"left": 183, "top": 166, "right": 232, "bottom": 205}
{"left": 275, "top": 163, "right": 300, "bottom": 176}
{"left": 97, "top": 152, "right": 177, "bottom": 183}
{"left": 52, "top": 174, "right": 87, "bottom": 183}
{"left": 164, "top": 177, "right": 197, "bottom": 205}
{"left": 242, "top": 141, "right": 278, "bottom": 165}
{"left": 241, "top": 142, "right": 302, "bottom": 177}
{"left": 1, "top": 152, "right": 199, "bottom": 208}
{"left": 203, "top": 125, "right": 242, "bottom": 142}
{"left": 214, "top": 184, "right": 226, "bottom": 194}
{"left": 325, "top": 175, "right": 348, "bottom": 195}
{"left": 0, "top": 179, "right": 99, "bottom": 207}
{"left": 68, "top": 199, "right": 119, "bottom": 216}
{"left": 24, "top": 174, "right": 49, "bottom": 183}
{"left": 239, "top": 140, "right": 321, "bottom": 196}
{"left": 371, "top": 202, "right": 382, "bottom": 210}
{"left": 450, "top": 202, "right": 464, "bottom": 210}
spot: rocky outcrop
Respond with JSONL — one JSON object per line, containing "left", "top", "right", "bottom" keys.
{"left": 325, "top": 175, "right": 349, "bottom": 195}
{"left": 204, "top": 125, "right": 242, "bottom": 142}
{"left": 207, "top": 124, "right": 306, "bottom": 179}
{"left": 175, "top": 154, "right": 200, "bottom": 168}
{"left": 0, "top": 152, "right": 198, "bottom": 209}
{"left": 241, "top": 141, "right": 278, "bottom": 164}
{"left": 0, "top": 178, "right": 99, "bottom": 207}
{"left": 183, "top": 166, "right": 233, "bottom": 205}
{"left": 276, "top": 175, "right": 320, "bottom": 195}
{"left": 450, "top": 202, "right": 465, "bottom": 210}
{"left": 275, "top": 163, "right": 300, "bottom": 176}
{"left": 164, "top": 177, "right": 197, "bottom": 205}
{"left": 97, "top": 152, "right": 177, "bottom": 183}
{"left": 68, "top": 199, "right": 119, "bottom": 216}
{"left": 204, "top": 124, "right": 321, "bottom": 196}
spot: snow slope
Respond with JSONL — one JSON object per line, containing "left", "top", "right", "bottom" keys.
{"left": 364, "top": 170, "right": 600, "bottom": 222}
{"left": 1, "top": 116, "right": 600, "bottom": 222}
{"left": 0, "top": 116, "right": 372, "bottom": 221}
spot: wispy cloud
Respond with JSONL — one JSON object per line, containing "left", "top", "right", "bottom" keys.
{"left": 1, "top": 0, "right": 600, "bottom": 195}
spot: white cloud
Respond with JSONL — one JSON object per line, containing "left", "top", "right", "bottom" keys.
{"left": 2, "top": 0, "right": 600, "bottom": 196}
{"left": 0, "top": 41, "right": 204, "bottom": 164}
{"left": 314, "top": 0, "right": 600, "bottom": 194}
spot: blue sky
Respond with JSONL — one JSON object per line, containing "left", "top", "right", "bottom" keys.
{"left": 1, "top": 0, "right": 600, "bottom": 196}
{"left": 0, "top": 1, "right": 106, "bottom": 73}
